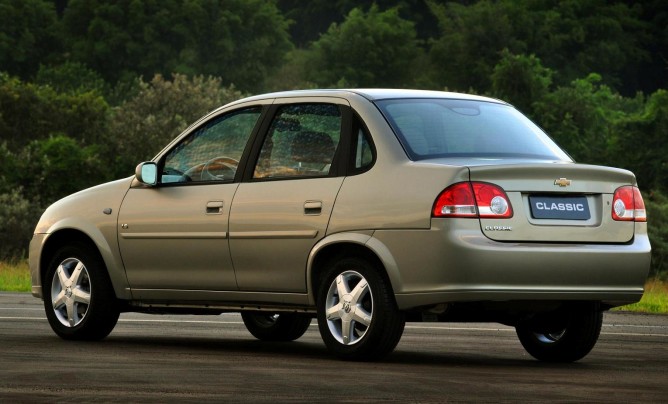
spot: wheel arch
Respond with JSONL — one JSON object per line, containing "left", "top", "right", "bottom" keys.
{"left": 306, "top": 232, "right": 402, "bottom": 306}
{"left": 39, "top": 226, "right": 130, "bottom": 300}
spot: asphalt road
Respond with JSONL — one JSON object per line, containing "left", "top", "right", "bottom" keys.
{"left": 1, "top": 292, "right": 666, "bottom": 403}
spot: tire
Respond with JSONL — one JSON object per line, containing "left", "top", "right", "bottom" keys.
{"left": 241, "top": 312, "right": 312, "bottom": 341}
{"left": 515, "top": 302, "right": 603, "bottom": 362}
{"left": 43, "top": 242, "right": 120, "bottom": 341}
{"left": 316, "top": 257, "right": 405, "bottom": 361}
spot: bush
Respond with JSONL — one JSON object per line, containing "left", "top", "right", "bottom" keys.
{"left": 0, "top": 189, "right": 41, "bottom": 260}
{"left": 109, "top": 74, "right": 244, "bottom": 176}
{"left": 646, "top": 190, "right": 668, "bottom": 277}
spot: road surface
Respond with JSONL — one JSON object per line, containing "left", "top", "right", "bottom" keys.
{"left": 1, "top": 292, "right": 666, "bottom": 402}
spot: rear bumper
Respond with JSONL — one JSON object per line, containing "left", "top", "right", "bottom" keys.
{"left": 371, "top": 220, "right": 651, "bottom": 310}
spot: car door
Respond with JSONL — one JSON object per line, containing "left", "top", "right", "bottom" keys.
{"left": 229, "top": 100, "right": 350, "bottom": 292}
{"left": 117, "top": 106, "right": 263, "bottom": 298}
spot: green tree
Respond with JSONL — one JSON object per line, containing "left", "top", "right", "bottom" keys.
{"left": 610, "top": 90, "right": 668, "bottom": 192}
{"left": 0, "top": 189, "right": 41, "bottom": 260}
{"left": 16, "top": 134, "right": 107, "bottom": 205}
{"left": 0, "top": 73, "right": 110, "bottom": 152}
{"left": 305, "top": 5, "right": 422, "bottom": 88}
{"left": 61, "top": 0, "right": 292, "bottom": 92}
{"left": 35, "top": 62, "right": 108, "bottom": 95}
{"left": 0, "top": 142, "right": 17, "bottom": 193}
{"left": 109, "top": 74, "right": 244, "bottom": 176}
{"left": 491, "top": 50, "right": 553, "bottom": 115}
{"left": 428, "top": 0, "right": 522, "bottom": 92}
{"left": 644, "top": 190, "right": 668, "bottom": 276}
{"left": 277, "top": 0, "right": 438, "bottom": 46}
{"left": 0, "top": 0, "right": 62, "bottom": 79}
{"left": 427, "top": 0, "right": 655, "bottom": 95}
{"left": 532, "top": 74, "right": 643, "bottom": 165}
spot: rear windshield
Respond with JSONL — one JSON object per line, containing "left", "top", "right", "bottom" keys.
{"left": 375, "top": 99, "right": 571, "bottom": 161}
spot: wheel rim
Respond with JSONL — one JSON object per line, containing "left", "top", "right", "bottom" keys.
{"left": 534, "top": 329, "right": 567, "bottom": 343}
{"left": 253, "top": 314, "right": 279, "bottom": 328}
{"left": 50, "top": 257, "right": 91, "bottom": 328}
{"left": 324, "top": 270, "right": 373, "bottom": 345}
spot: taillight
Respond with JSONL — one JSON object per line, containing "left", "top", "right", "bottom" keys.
{"left": 433, "top": 182, "right": 513, "bottom": 218}
{"left": 612, "top": 186, "right": 646, "bottom": 222}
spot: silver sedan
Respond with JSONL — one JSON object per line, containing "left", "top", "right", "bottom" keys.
{"left": 29, "top": 89, "right": 651, "bottom": 361}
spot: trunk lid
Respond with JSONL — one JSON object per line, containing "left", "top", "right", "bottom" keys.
{"left": 467, "top": 162, "right": 637, "bottom": 243}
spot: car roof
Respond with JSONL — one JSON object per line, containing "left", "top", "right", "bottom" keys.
{"left": 226, "top": 89, "right": 507, "bottom": 107}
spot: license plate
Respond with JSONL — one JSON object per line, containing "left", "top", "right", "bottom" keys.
{"left": 529, "top": 195, "right": 591, "bottom": 220}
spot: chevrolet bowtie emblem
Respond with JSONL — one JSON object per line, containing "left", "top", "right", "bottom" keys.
{"left": 554, "top": 178, "right": 572, "bottom": 187}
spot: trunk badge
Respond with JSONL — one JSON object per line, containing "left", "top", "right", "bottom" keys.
{"left": 554, "top": 178, "right": 572, "bottom": 187}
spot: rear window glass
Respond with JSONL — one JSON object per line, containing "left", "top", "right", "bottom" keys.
{"left": 375, "top": 99, "right": 571, "bottom": 161}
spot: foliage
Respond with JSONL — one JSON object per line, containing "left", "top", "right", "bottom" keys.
{"left": 428, "top": 0, "right": 521, "bottom": 92}
{"left": 305, "top": 5, "right": 422, "bottom": 88}
{"left": 491, "top": 50, "right": 553, "bottom": 115}
{"left": 61, "top": 0, "right": 292, "bottom": 92}
{"left": 0, "top": 0, "right": 62, "bottom": 79}
{"left": 16, "top": 134, "right": 108, "bottom": 205}
{"left": 277, "top": 0, "right": 439, "bottom": 47}
{"left": 109, "top": 74, "right": 244, "bottom": 176}
{"left": 610, "top": 90, "right": 668, "bottom": 192}
{"left": 0, "top": 72, "right": 111, "bottom": 152}
{"left": 532, "top": 74, "right": 643, "bottom": 166}
{"left": 0, "top": 189, "right": 41, "bottom": 260}
{"left": 644, "top": 190, "right": 668, "bottom": 275}
{"left": 35, "top": 62, "right": 109, "bottom": 96}
{"left": 426, "top": 0, "right": 660, "bottom": 95}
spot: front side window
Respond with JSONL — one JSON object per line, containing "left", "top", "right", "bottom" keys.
{"left": 253, "top": 104, "right": 342, "bottom": 179}
{"left": 161, "top": 107, "right": 261, "bottom": 183}
{"left": 376, "top": 99, "right": 571, "bottom": 162}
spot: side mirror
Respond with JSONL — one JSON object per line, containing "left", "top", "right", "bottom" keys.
{"left": 135, "top": 162, "right": 158, "bottom": 186}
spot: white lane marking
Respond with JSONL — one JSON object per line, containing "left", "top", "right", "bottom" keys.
{"left": 2, "top": 317, "right": 667, "bottom": 336}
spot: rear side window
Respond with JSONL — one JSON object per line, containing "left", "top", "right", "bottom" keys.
{"left": 253, "top": 103, "right": 342, "bottom": 179}
{"left": 376, "top": 99, "right": 571, "bottom": 161}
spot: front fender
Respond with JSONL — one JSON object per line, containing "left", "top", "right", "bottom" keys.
{"left": 36, "top": 216, "right": 131, "bottom": 300}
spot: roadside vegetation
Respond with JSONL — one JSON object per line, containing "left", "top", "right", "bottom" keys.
{"left": 0, "top": 1, "right": 666, "bottom": 295}
{"left": 613, "top": 279, "right": 668, "bottom": 314}
{"left": 0, "top": 261, "right": 30, "bottom": 293}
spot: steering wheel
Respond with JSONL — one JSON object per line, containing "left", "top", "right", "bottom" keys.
{"left": 202, "top": 156, "right": 239, "bottom": 180}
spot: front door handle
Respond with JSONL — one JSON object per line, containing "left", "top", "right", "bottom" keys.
{"left": 206, "top": 201, "right": 224, "bottom": 215}
{"left": 304, "top": 201, "right": 322, "bottom": 215}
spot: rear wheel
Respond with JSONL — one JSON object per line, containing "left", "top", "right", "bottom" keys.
{"left": 316, "top": 257, "right": 405, "bottom": 361}
{"left": 43, "top": 243, "right": 120, "bottom": 340}
{"left": 241, "top": 312, "right": 312, "bottom": 341}
{"left": 515, "top": 302, "right": 602, "bottom": 362}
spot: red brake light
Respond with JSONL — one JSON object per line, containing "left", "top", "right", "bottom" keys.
{"left": 432, "top": 182, "right": 477, "bottom": 217}
{"left": 612, "top": 186, "right": 646, "bottom": 222}
{"left": 433, "top": 182, "right": 512, "bottom": 218}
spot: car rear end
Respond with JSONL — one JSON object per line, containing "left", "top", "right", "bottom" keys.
{"left": 368, "top": 93, "right": 652, "bottom": 310}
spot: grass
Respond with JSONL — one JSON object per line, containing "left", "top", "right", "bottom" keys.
{"left": 0, "top": 260, "right": 31, "bottom": 293}
{"left": 614, "top": 278, "right": 668, "bottom": 314}
{"left": 0, "top": 260, "right": 666, "bottom": 313}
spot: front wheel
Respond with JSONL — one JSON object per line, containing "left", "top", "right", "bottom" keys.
{"left": 241, "top": 312, "right": 312, "bottom": 342}
{"left": 515, "top": 302, "right": 603, "bottom": 362}
{"left": 316, "top": 257, "right": 405, "bottom": 361}
{"left": 43, "top": 243, "right": 120, "bottom": 340}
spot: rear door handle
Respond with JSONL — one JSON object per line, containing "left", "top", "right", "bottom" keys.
{"left": 206, "top": 201, "right": 224, "bottom": 215}
{"left": 304, "top": 201, "right": 322, "bottom": 215}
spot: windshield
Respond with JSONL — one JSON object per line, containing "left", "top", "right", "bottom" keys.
{"left": 376, "top": 99, "right": 571, "bottom": 162}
